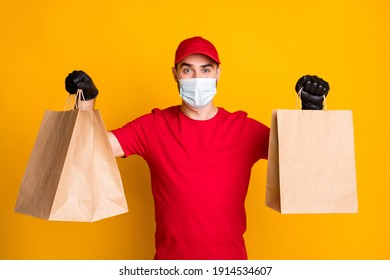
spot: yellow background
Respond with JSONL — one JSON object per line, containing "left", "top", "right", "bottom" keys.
{"left": 1, "top": 0, "right": 389, "bottom": 259}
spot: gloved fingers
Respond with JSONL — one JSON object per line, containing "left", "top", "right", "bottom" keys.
{"left": 65, "top": 70, "right": 97, "bottom": 99}
{"left": 309, "top": 75, "right": 319, "bottom": 95}
{"left": 295, "top": 74, "right": 329, "bottom": 110}
{"left": 310, "top": 76, "right": 329, "bottom": 96}
{"left": 65, "top": 83, "right": 78, "bottom": 94}
{"left": 318, "top": 77, "right": 330, "bottom": 97}
{"left": 65, "top": 71, "right": 80, "bottom": 94}
{"left": 295, "top": 75, "right": 308, "bottom": 93}
{"left": 73, "top": 71, "right": 89, "bottom": 82}
{"left": 303, "top": 80, "right": 311, "bottom": 93}
{"left": 65, "top": 70, "right": 85, "bottom": 93}
{"left": 296, "top": 75, "right": 315, "bottom": 94}
{"left": 77, "top": 81, "right": 96, "bottom": 93}
{"left": 296, "top": 75, "right": 330, "bottom": 97}
{"left": 300, "top": 90, "right": 324, "bottom": 104}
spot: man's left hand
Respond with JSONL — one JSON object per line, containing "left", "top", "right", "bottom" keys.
{"left": 295, "top": 75, "right": 330, "bottom": 110}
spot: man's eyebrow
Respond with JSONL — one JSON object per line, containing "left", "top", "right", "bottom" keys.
{"left": 179, "top": 63, "right": 215, "bottom": 68}
{"left": 179, "top": 63, "right": 193, "bottom": 68}
{"left": 200, "top": 63, "right": 215, "bottom": 68}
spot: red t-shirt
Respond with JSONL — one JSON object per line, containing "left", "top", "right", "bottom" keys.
{"left": 111, "top": 106, "right": 270, "bottom": 260}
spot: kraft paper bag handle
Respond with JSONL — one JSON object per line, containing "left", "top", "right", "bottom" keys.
{"left": 64, "top": 89, "right": 87, "bottom": 111}
{"left": 296, "top": 87, "right": 328, "bottom": 111}
{"left": 60, "top": 90, "right": 89, "bottom": 131}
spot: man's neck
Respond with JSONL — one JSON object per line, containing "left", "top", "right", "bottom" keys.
{"left": 180, "top": 102, "right": 218, "bottom": 120}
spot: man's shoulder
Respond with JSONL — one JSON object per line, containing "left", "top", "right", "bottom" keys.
{"left": 125, "top": 106, "right": 179, "bottom": 126}
{"left": 219, "top": 107, "right": 269, "bottom": 129}
{"left": 149, "top": 106, "right": 181, "bottom": 120}
{"left": 151, "top": 105, "right": 180, "bottom": 115}
{"left": 218, "top": 107, "right": 249, "bottom": 120}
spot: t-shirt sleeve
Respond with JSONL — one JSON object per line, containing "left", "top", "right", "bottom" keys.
{"left": 110, "top": 113, "right": 154, "bottom": 158}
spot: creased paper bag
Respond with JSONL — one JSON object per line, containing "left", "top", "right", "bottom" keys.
{"left": 266, "top": 109, "right": 358, "bottom": 214}
{"left": 15, "top": 106, "right": 128, "bottom": 222}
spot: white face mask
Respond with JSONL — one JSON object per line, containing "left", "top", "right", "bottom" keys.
{"left": 179, "top": 78, "right": 217, "bottom": 109}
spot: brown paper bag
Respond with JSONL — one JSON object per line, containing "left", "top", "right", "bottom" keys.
{"left": 266, "top": 109, "right": 358, "bottom": 214}
{"left": 15, "top": 103, "right": 128, "bottom": 222}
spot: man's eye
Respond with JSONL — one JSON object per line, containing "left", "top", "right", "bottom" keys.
{"left": 202, "top": 68, "right": 211, "bottom": 73}
{"left": 183, "top": 68, "right": 192, "bottom": 73}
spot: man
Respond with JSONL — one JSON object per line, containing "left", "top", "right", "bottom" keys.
{"left": 65, "top": 36, "right": 329, "bottom": 260}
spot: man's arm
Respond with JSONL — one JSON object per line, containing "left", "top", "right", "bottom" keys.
{"left": 107, "top": 132, "right": 125, "bottom": 158}
{"left": 65, "top": 70, "right": 125, "bottom": 158}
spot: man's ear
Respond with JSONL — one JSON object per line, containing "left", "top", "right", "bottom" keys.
{"left": 216, "top": 66, "right": 222, "bottom": 81}
{"left": 172, "top": 67, "right": 178, "bottom": 82}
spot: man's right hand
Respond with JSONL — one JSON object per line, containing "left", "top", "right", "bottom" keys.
{"left": 65, "top": 70, "right": 99, "bottom": 100}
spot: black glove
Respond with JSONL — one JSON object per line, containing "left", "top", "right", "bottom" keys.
{"left": 295, "top": 75, "right": 330, "bottom": 110}
{"left": 65, "top": 70, "right": 99, "bottom": 100}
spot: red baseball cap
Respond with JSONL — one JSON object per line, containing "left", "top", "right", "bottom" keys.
{"left": 174, "top": 36, "right": 220, "bottom": 65}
